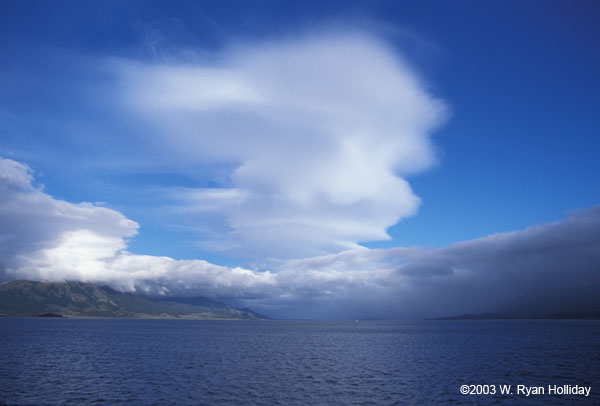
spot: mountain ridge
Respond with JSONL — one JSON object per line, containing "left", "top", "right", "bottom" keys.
{"left": 0, "top": 280, "right": 267, "bottom": 320}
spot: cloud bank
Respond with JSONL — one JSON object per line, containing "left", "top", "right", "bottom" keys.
{"left": 1, "top": 157, "right": 598, "bottom": 319}
{"left": 115, "top": 32, "right": 447, "bottom": 259}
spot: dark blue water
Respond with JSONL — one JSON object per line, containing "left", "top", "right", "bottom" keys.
{"left": 0, "top": 319, "right": 598, "bottom": 405}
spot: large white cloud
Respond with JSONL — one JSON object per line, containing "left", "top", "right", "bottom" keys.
{"left": 2, "top": 157, "right": 599, "bottom": 319}
{"left": 115, "top": 32, "right": 447, "bottom": 259}
{"left": 0, "top": 158, "right": 138, "bottom": 276}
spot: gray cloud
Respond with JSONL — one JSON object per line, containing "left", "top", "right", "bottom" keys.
{"left": 1, "top": 157, "right": 598, "bottom": 319}
{"left": 394, "top": 207, "right": 600, "bottom": 317}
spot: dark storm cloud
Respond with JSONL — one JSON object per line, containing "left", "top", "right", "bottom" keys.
{"left": 386, "top": 206, "right": 600, "bottom": 317}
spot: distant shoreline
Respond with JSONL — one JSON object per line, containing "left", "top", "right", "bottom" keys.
{"left": 427, "top": 312, "right": 600, "bottom": 321}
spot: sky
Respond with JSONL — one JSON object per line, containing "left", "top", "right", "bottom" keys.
{"left": 0, "top": 0, "right": 599, "bottom": 319}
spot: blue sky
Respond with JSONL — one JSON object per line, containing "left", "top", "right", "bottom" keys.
{"left": 0, "top": 1, "right": 599, "bottom": 318}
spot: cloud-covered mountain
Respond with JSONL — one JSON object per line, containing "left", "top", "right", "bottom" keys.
{"left": 0, "top": 280, "right": 265, "bottom": 319}
{"left": 1, "top": 157, "right": 599, "bottom": 319}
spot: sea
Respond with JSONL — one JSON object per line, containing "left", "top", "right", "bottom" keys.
{"left": 0, "top": 319, "right": 598, "bottom": 405}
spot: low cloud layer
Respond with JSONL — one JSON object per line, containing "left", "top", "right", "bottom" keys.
{"left": 115, "top": 32, "right": 447, "bottom": 259}
{"left": 1, "top": 157, "right": 598, "bottom": 319}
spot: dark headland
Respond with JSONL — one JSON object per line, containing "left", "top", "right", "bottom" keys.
{"left": 0, "top": 280, "right": 267, "bottom": 320}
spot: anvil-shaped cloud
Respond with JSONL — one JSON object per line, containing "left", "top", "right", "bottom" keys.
{"left": 114, "top": 32, "right": 447, "bottom": 259}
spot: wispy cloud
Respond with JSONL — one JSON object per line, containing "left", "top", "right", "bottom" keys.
{"left": 2, "top": 157, "right": 598, "bottom": 319}
{"left": 114, "top": 32, "right": 447, "bottom": 259}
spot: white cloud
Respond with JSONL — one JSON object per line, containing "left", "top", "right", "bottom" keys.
{"left": 116, "top": 32, "right": 447, "bottom": 259}
{"left": 0, "top": 158, "right": 138, "bottom": 274}
{"left": 0, "top": 158, "right": 36, "bottom": 190}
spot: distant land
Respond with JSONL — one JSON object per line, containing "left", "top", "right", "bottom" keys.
{"left": 0, "top": 280, "right": 267, "bottom": 320}
{"left": 429, "top": 311, "right": 600, "bottom": 320}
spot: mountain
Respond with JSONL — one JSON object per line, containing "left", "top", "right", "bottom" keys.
{"left": 0, "top": 280, "right": 267, "bottom": 319}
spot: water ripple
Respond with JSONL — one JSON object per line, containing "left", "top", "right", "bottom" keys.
{"left": 0, "top": 319, "right": 598, "bottom": 405}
